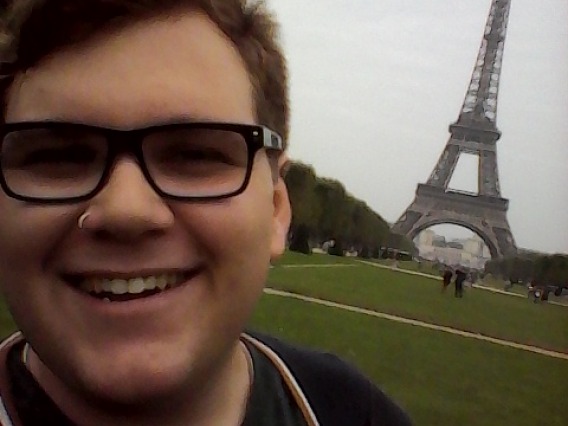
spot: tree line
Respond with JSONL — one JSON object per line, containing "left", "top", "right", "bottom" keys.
{"left": 484, "top": 253, "right": 568, "bottom": 289}
{"left": 284, "top": 162, "right": 414, "bottom": 257}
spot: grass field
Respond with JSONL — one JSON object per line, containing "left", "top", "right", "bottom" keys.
{"left": 251, "top": 296, "right": 567, "bottom": 426}
{"left": 270, "top": 252, "right": 568, "bottom": 353}
{"left": 259, "top": 251, "right": 568, "bottom": 425}
{"left": 375, "top": 257, "right": 568, "bottom": 305}
{"left": 0, "top": 251, "right": 566, "bottom": 425}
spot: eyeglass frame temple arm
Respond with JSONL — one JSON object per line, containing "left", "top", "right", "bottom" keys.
{"left": 262, "top": 126, "right": 283, "bottom": 151}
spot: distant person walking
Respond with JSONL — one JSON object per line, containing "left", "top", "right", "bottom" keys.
{"left": 454, "top": 269, "right": 467, "bottom": 298}
{"left": 442, "top": 268, "right": 453, "bottom": 292}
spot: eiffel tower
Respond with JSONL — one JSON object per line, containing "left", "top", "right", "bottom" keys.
{"left": 391, "top": 0, "right": 517, "bottom": 259}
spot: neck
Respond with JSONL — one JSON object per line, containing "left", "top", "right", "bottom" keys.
{"left": 26, "top": 340, "right": 252, "bottom": 426}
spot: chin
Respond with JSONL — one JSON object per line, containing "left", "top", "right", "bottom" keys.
{"left": 82, "top": 362, "right": 190, "bottom": 407}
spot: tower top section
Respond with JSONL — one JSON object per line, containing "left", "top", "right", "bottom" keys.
{"left": 456, "top": 0, "right": 512, "bottom": 131}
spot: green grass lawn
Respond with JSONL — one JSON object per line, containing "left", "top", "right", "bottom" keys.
{"left": 270, "top": 252, "right": 568, "bottom": 353}
{"left": 250, "top": 294, "right": 568, "bottom": 426}
{"left": 368, "top": 256, "right": 568, "bottom": 305}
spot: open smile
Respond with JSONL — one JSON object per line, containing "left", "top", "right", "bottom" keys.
{"left": 62, "top": 269, "right": 201, "bottom": 302}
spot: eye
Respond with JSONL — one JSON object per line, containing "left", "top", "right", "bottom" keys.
{"left": 19, "top": 145, "right": 98, "bottom": 166}
{"left": 173, "top": 146, "right": 238, "bottom": 165}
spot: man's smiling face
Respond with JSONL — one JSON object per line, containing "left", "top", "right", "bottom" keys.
{"left": 0, "top": 9, "right": 290, "bottom": 403}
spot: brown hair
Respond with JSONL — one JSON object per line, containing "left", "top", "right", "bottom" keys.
{"left": 0, "top": 0, "right": 289, "bottom": 145}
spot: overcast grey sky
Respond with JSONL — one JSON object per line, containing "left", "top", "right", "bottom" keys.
{"left": 269, "top": 0, "right": 568, "bottom": 254}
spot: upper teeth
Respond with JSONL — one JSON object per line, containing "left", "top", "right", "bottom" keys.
{"left": 79, "top": 274, "right": 183, "bottom": 295}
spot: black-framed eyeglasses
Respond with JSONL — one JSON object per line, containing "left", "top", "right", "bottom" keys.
{"left": 0, "top": 121, "right": 283, "bottom": 204}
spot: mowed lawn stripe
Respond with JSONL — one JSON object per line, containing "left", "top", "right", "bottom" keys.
{"left": 264, "top": 288, "right": 568, "bottom": 360}
{"left": 269, "top": 253, "right": 568, "bottom": 352}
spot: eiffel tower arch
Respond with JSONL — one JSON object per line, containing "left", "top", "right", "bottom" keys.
{"left": 391, "top": 0, "right": 517, "bottom": 259}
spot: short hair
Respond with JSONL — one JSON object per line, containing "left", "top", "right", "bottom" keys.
{"left": 0, "top": 0, "right": 290, "bottom": 145}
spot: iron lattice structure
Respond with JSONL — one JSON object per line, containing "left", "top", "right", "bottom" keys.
{"left": 391, "top": 0, "right": 517, "bottom": 259}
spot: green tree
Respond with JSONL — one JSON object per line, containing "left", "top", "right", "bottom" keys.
{"left": 284, "top": 162, "right": 320, "bottom": 242}
{"left": 284, "top": 161, "right": 394, "bottom": 256}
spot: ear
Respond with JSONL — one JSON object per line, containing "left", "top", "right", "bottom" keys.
{"left": 270, "top": 154, "right": 291, "bottom": 261}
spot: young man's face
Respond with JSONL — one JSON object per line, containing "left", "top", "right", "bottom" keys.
{"left": 0, "top": 10, "right": 290, "bottom": 402}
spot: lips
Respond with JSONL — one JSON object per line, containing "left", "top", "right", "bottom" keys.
{"left": 62, "top": 269, "right": 200, "bottom": 302}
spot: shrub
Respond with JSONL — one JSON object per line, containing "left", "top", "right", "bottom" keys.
{"left": 289, "top": 224, "right": 311, "bottom": 255}
{"left": 358, "top": 246, "right": 372, "bottom": 259}
{"left": 328, "top": 239, "right": 345, "bottom": 257}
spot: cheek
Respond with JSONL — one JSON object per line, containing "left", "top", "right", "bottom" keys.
{"left": 0, "top": 203, "right": 77, "bottom": 341}
{"left": 177, "top": 181, "right": 275, "bottom": 279}
{"left": 0, "top": 203, "right": 78, "bottom": 280}
{"left": 185, "top": 198, "right": 273, "bottom": 263}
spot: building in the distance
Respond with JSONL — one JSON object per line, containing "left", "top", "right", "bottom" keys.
{"left": 417, "top": 229, "right": 435, "bottom": 247}
{"left": 415, "top": 230, "right": 491, "bottom": 269}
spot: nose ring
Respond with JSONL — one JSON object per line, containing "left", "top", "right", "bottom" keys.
{"left": 78, "top": 211, "right": 91, "bottom": 230}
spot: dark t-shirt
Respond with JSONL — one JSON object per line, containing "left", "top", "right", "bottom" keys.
{"left": 241, "top": 338, "right": 307, "bottom": 426}
{"left": 6, "top": 339, "right": 306, "bottom": 426}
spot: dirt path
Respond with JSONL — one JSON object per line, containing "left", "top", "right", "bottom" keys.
{"left": 279, "top": 264, "right": 357, "bottom": 268}
{"left": 263, "top": 288, "right": 568, "bottom": 361}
